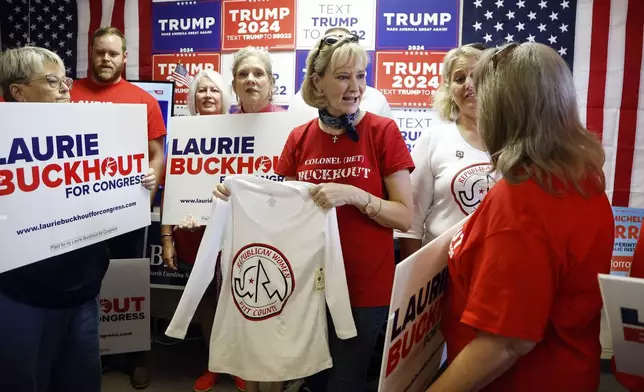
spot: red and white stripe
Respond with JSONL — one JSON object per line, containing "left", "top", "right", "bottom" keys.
{"left": 75, "top": 0, "right": 152, "bottom": 81}
{"left": 574, "top": 0, "right": 644, "bottom": 208}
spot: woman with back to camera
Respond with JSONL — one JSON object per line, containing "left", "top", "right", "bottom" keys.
{"left": 159, "top": 69, "right": 246, "bottom": 392}
{"left": 427, "top": 42, "right": 613, "bottom": 392}
{"left": 397, "top": 43, "right": 493, "bottom": 260}
{"left": 0, "top": 45, "right": 156, "bottom": 392}
{"left": 214, "top": 32, "right": 415, "bottom": 392}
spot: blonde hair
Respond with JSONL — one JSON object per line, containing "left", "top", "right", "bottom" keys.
{"left": 474, "top": 42, "right": 606, "bottom": 196}
{"left": 301, "top": 36, "right": 369, "bottom": 109}
{"left": 92, "top": 26, "right": 127, "bottom": 53}
{"left": 0, "top": 46, "right": 65, "bottom": 102}
{"left": 186, "top": 70, "right": 232, "bottom": 115}
{"left": 433, "top": 44, "right": 483, "bottom": 121}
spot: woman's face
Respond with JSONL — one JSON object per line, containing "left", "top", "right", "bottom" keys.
{"left": 194, "top": 77, "right": 222, "bottom": 115}
{"left": 11, "top": 61, "right": 71, "bottom": 103}
{"left": 233, "top": 56, "right": 272, "bottom": 113}
{"left": 449, "top": 56, "right": 478, "bottom": 119}
{"left": 315, "top": 58, "right": 366, "bottom": 117}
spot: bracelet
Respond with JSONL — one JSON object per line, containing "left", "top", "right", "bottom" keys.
{"left": 161, "top": 233, "right": 173, "bottom": 238}
{"left": 370, "top": 198, "right": 383, "bottom": 219}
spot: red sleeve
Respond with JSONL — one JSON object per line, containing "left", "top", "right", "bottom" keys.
{"left": 144, "top": 94, "right": 167, "bottom": 141}
{"left": 275, "top": 130, "right": 298, "bottom": 178}
{"left": 461, "top": 229, "right": 555, "bottom": 342}
{"left": 630, "top": 231, "right": 644, "bottom": 278}
{"left": 379, "top": 119, "right": 415, "bottom": 176}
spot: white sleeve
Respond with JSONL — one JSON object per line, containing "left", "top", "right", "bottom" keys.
{"left": 165, "top": 198, "right": 231, "bottom": 339}
{"left": 323, "top": 209, "right": 358, "bottom": 340}
{"left": 395, "top": 129, "right": 434, "bottom": 240}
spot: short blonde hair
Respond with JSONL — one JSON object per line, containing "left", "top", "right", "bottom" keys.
{"left": 232, "top": 46, "right": 275, "bottom": 95}
{"left": 301, "top": 36, "right": 369, "bottom": 109}
{"left": 474, "top": 42, "right": 606, "bottom": 196}
{"left": 0, "top": 46, "right": 65, "bottom": 102}
{"left": 433, "top": 44, "right": 483, "bottom": 121}
{"left": 186, "top": 70, "right": 232, "bottom": 115}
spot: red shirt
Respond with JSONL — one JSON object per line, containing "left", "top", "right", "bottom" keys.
{"left": 233, "top": 103, "right": 286, "bottom": 113}
{"left": 444, "top": 176, "right": 613, "bottom": 391}
{"left": 611, "top": 227, "right": 644, "bottom": 391}
{"left": 275, "top": 112, "right": 414, "bottom": 307}
{"left": 70, "top": 78, "right": 167, "bottom": 141}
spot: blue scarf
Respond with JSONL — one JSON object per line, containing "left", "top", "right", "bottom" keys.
{"left": 318, "top": 108, "right": 360, "bottom": 142}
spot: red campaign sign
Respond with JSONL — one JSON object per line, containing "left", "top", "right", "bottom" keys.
{"left": 375, "top": 51, "right": 447, "bottom": 108}
{"left": 222, "top": 0, "right": 296, "bottom": 51}
{"left": 152, "top": 53, "right": 221, "bottom": 105}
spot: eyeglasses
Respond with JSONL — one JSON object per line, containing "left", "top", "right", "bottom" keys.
{"left": 491, "top": 42, "right": 519, "bottom": 69}
{"left": 27, "top": 74, "right": 74, "bottom": 91}
{"left": 464, "top": 42, "right": 489, "bottom": 51}
{"left": 310, "top": 34, "right": 360, "bottom": 72}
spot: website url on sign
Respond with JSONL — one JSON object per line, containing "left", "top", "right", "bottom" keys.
{"left": 180, "top": 197, "right": 213, "bottom": 204}
{"left": 15, "top": 202, "right": 137, "bottom": 236}
{"left": 100, "top": 332, "right": 133, "bottom": 339}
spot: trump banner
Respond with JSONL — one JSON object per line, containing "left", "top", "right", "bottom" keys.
{"left": 153, "top": 53, "right": 221, "bottom": 105}
{"left": 99, "top": 258, "right": 151, "bottom": 355}
{"left": 611, "top": 207, "right": 644, "bottom": 276}
{"left": 222, "top": 0, "right": 296, "bottom": 51}
{"left": 379, "top": 217, "right": 469, "bottom": 392}
{"left": 161, "top": 112, "right": 302, "bottom": 225}
{"left": 599, "top": 274, "right": 644, "bottom": 378}
{"left": 0, "top": 103, "right": 151, "bottom": 274}
{"left": 152, "top": 0, "right": 222, "bottom": 53}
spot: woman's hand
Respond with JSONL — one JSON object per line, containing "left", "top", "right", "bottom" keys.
{"left": 309, "top": 183, "right": 360, "bottom": 209}
{"left": 142, "top": 168, "right": 157, "bottom": 191}
{"left": 176, "top": 214, "right": 199, "bottom": 231}
{"left": 161, "top": 239, "right": 178, "bottom": 270}
{"left": 213, "top": 183, "right": 231, "bottom": 201}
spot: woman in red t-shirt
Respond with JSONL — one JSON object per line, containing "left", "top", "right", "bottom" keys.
{"left": 611, "top": 233, "right": 644, "bottom": 391}
{"left": 428, "top": 43, "right": 614, "bottom": 391}
{"left": 214, "top": 34, "right": 415, "bottom": 392}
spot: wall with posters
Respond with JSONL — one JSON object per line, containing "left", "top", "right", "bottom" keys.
{"left": 151, "top": 0, "right": 458, "bottom": 151}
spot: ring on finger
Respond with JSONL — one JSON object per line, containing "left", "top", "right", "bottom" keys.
{"left": 317, "top": 200, "right": 323, "bottom": 207}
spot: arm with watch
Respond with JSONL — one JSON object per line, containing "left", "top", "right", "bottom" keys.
{"left": 306, "top": 169, "right": 414, "bottom": 232}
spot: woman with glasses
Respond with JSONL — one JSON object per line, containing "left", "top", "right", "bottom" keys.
{"left": 0, "top": 46, "right": 156, "bottom": 392}
{"left": 427, "top": 43, "right": 613, "bottom": 392}
{"left": 217, "top": 32, "right": 414, "bottom": 392}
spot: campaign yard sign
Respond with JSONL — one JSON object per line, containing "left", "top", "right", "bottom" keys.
{"left": 161, "top": 112, "right": 303, "bottom": 225}
{"left": 0, "top": 103, "right": 151, "bottom": 273}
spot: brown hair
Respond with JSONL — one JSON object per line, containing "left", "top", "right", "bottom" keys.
{"left": 473, "top": 42, "right": 606, "bottom": 196}
{"left": 92, "top": 27, "right": 127, "bottom": 53}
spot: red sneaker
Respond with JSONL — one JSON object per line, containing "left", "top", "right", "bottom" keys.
{"left": 234, "top": 376, "right": 247, "bottom": 392}
{"left": 193, "top": 371, "right": 219, "bottom": 392}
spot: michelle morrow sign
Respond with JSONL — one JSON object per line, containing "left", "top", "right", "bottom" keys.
{"left": 0, "top": 103, "right": 151, "bottom": 273}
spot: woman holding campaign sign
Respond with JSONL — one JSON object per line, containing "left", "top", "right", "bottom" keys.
{"left": 0, "top": 46, "right": 157, "bottom": 392}
{"left": 231, "top": 46, "right": 285, "bottom": 114}
{"left": 397, "top": 43, "right": 495, "bottom": 259}
{"left": 160, "top": 69, "right": 246, "bottom": 392}
{"left": 428, "top": 43, "right": 613, "bottom": 392}
{"left": 215, "top": 33, "right": 414, "bottom": 392}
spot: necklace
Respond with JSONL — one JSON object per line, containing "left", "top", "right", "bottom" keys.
{"left": 318, "top": 108, "right": 360, "bottom": 142}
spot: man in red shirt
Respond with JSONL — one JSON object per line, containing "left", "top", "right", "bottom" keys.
{"left": 70, "top": 26, "right": 167, "bottom": 389}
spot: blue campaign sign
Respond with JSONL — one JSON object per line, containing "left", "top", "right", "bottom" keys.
{"left": 375, "top": 0, "right": 460, "bottom": 50}
{"left": 152, "top": 0, "right": 222, "bottom": 54}
{"left": 294, "top": 50, "right": 375, "bottom": 93}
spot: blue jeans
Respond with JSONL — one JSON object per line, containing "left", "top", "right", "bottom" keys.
{"left": 307, "top": 306, "right": 389, "bottom": 392}
{"left": 0, "top": 293, "right": 101, "bottom": 392}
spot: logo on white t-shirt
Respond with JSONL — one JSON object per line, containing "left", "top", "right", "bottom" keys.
{"left": 232, "top": 243, "right": 294, "bottom": 321}
{"left": 451, "top": 163, "right": 495, "bottom": 215}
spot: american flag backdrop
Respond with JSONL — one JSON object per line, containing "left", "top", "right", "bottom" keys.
{"left": 0, "top": 0, "right": 153, "bottom": 80}
{"left": 462, "top": 0, "right": 644, "bottom": 208}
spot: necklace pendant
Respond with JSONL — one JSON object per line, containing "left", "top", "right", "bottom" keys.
{"left": 332, "top": 136, "right": 338, "bottom": 143}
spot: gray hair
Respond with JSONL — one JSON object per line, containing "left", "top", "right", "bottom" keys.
{"left": 232, "top": 46, "right": 276, "bottom": 87}
{"left": 0, "top": 46, "right": 65, "bottom": 102}
{"left": 186, "top": 70, "right": 232, "bottom": 115}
